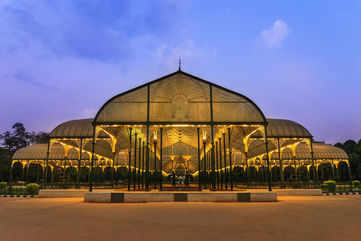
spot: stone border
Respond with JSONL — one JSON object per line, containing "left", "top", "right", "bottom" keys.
{"left": 323, "top": 192, "right": 361, "bottom": 196}
{"left": 39, "top": 189, "right": 87, "bottom": 198}
{"left": 275, "top": 189, "right": 322, "bottom": 196}
{"left": 84, "top": 192, "right": 277, "bottom": 203}
{"left": 1, "top": 195, "right": 38, "bottom": 198}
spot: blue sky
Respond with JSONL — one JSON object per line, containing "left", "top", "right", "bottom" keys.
{"left": 0, "top": 0, "right": 360, "bottom": 143}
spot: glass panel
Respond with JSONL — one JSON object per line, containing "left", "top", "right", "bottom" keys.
{"left": 96, "top": 86, "right": 147, "bottom": 122}
{"left": 212, "top": 86, "right": 264, "bottom": 122}
{"left": 150, "top": 73, "right": 210, "bottom": 122}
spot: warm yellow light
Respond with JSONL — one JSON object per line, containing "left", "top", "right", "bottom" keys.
{"left": 202, "top": 131, "right": 207, "bottom": 141}
{"left": 153, "top": 130, "right": 157, "bottom": 141}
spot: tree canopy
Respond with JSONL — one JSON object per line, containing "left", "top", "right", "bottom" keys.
{"left": 335, "top": 139, "right": 361, "bottom": 180}
{"left": 0, "top": 123, "right": 49, "bottom": 181}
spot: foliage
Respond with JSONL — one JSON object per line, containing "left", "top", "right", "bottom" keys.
{"left": 0, "top": 147, "right": 10, "bottom": 181}
{"left": 9, "top": 187, "right": 26, "bottom": 196}
{"left": 335, "top": 139, "right": 361, "bottom": 180}
{"left": 352, "top": 180, "right": 360, "bottom": 188}
{"left": 323, "top": 180, "right": 336, "bottom": 193}
{"left": 0, "top": 181, "right": 7, "bottom": 194}
{"left": 25, "top": 183, "right": 40, "bottom": 195}
{"left": 0, "top": 123, "right": 49, "bottom": 182}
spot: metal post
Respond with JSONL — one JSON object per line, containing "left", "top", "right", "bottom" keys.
{"left": 222, "top": 132, "right": 227, "bottom": 190}
{"left": 203, "top": 139, "right": 207, "bottom": 189}
{"left": 146, "top": 126, "right": 150, "bottom": 191}
{"left": 227, "top": 128, "right": 233, "bottom": 191}
{"left": 310, "top": 140, "right": 318, "bottom": 182}
{"left": 293, "top": 155, "right": 298, "bottom": 181}
{"left": 44, "top": 140, "right": 50, "bottom": 188}
{"left": 133, "top": 133, "right": 137, "bottom": 191}
{"left": 219, "top": 138, "right": 223, "bottom": 190}
{"left": 215, "top": 141, "right": 219, "bottom": 190}
{"left": 142, "top": 141, "right": 145, "bottom": 190}
{"left": 89, "top": 125, "right": 96, "bottom": 192}
{"left": 277, "top": 137, "right": 284, "bottom": 187}
{"left": 111, "top": 151, "right": 115, "bottom": 188}
{"left": 264, "top": 125, "right": 272, "bottom": 192}
{"left": 128, "top": 128, "right": 132, "bottom": 191}
{"left": 146, "top": 84, "right": 150, "bottom": 191}
{"left": 153, "top": 137, "right": 157, "bottom": 190}
{"left": 197, "top": 128, "right": 201, "bottom": 191}
{"left": 138, "top": 137, "right": 141, "bottom": 190}
{"left": 160, "top": 128, "right": 163, "bottom": 191}
{"left": 245, "top": 151, "right": 248, "bottom": 186}
{"left": 210, "top": 126, "right": 216, "bottom": 191}
{"left": 78, "top": 138, "right": 83, "bottom": 188}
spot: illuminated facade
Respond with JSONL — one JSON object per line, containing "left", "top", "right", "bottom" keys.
{"left": 11, "top": 70, "right": 350, "bottom": 191}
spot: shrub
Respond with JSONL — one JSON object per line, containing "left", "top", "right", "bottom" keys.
{"left": 0, "top": 182, "right": 7, "bottom": 194}
{"left": 352, "top": 180, "right": 360, "bottom": 189}
{"left": 324, "top": 180, "right": 336, "bottom": 193}
{"left": 25, "top": 183, "right": 40, "bottom": 196}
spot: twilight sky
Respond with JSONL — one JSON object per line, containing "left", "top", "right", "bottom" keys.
{"left": 0, "top": 0, "right": 360, "bottom": 144}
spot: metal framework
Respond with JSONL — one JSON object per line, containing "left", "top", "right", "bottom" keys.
{"left": 10, "top": 70, "right": 351, "bottom": 191}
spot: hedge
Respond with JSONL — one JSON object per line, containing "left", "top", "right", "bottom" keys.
{"left": 25, "top": 183, "right": 40, "bottom": 195}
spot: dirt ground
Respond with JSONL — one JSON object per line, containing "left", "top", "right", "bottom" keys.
{"left": 1, "top": 195, "right": 360, "bottom": 241}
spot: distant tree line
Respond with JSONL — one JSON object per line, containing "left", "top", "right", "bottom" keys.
{"left": 335, "top": 140, "right": 361, "bottom": 180}
{"left": 0, "top": 123, "right": 49, "bottom": 181}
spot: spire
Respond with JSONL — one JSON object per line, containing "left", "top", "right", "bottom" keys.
{"left": 178, "top": 57, "right": 182, "bottom": 71}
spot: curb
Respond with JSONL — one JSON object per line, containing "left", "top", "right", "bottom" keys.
{"left": 84, "top": 192, "right": 277, "bottom": 203}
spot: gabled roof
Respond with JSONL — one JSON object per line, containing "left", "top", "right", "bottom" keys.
{"left": 94, "top": 70, "right": 266, "bottom": 124}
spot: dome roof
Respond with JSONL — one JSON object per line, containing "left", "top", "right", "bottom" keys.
{"left": 12, "top": 144, "right": 90, "bottom": 160}
{"left": 267, "top": 143, "right": 348, "bottom": 160}
{"left": 251, "top": 118, "right": 312, "bottom": 138}
{"left": 50, "top": 119, "right": 108, "bottom": 138}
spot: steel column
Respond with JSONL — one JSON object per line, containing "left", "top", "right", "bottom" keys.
{"left": 160, "top": 128, "right": 163, "bottom": 191}
{"left": 218, "top": 138, "right": 223, "bottom": 190}
{"left": 78, "top": 138, "right": 83, "bottom": 188}
{"left": 138, "top": 137, "right": 142, "bottom": 190}
{"left": 277, "top": 137, "right": 284, "bottom": 186}
{"left": 197, "top": 128, "right": 201, "bottom": 191}
{"left": 128, "top": 128, "right": 133, "bottom": 191}
{"left": 222, "top": 133, "right": 227, "bottom": 190}
{"left": 227, "top": 128, "right": 233, "bottom": 191}
{"left": 89, "top": 125, "right": 96, "bottom": 192}
{"left": 264, "top": 125, "right": 272, "bottom": 192}
{"left": 133, "top": 133, "right": 137, "bottom": 191}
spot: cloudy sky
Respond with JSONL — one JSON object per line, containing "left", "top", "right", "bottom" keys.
{"left": 0, "top": 0, "right": 360, "bottom": 143}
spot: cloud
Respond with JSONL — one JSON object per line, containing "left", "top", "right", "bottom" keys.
{"left": 260, "top": 20, "right": 289, "bottom": 48}
{"left": 0, "top": 0, "right": 214, "bottom": 133}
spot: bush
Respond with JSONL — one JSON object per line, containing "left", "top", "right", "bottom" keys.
{"left": 0, "top": 182, "right": 7, "bottom": 194}
{"left": 324, "top": 180, "right": 336, "bottom": 193}
{"left": 25, "top": 183, "right": 40, "bottom": 196}
{"left": 352, "top": 180, "right": 360, "bottom": 189}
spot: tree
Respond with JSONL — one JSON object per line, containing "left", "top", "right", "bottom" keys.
{"left": 30, "top": 131, "right": 50, "bottom": 144}
{"left": 0, "top": 123, "right": 49, "bottom": 182}
{"left": 335, "top": 139, "right": 361, "bottom": 180}
{"left": 0, "top": 123, "right": 32, "bottom": 155}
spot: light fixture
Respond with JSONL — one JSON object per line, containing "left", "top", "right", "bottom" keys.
{"left": 202, "top": 131, "right": 207, "bottom": 142}
{"left": 153, "top": 130, "right": 157, "bottom": 142}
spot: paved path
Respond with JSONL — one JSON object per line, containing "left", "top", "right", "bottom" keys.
{"left": 1, "top": 195, "right": 360, "bottom": 241}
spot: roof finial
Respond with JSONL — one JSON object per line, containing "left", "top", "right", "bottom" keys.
{"left": 178, "top": 57, "right": 182, "bottom": 71}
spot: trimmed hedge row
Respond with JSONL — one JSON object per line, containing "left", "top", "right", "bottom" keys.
{"left": 0, "top": 182, "right": 40, "bottom": 196}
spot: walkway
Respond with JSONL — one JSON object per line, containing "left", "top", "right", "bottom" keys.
{"left": 1, "top": 195, "right": 360, "bottom": 241}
